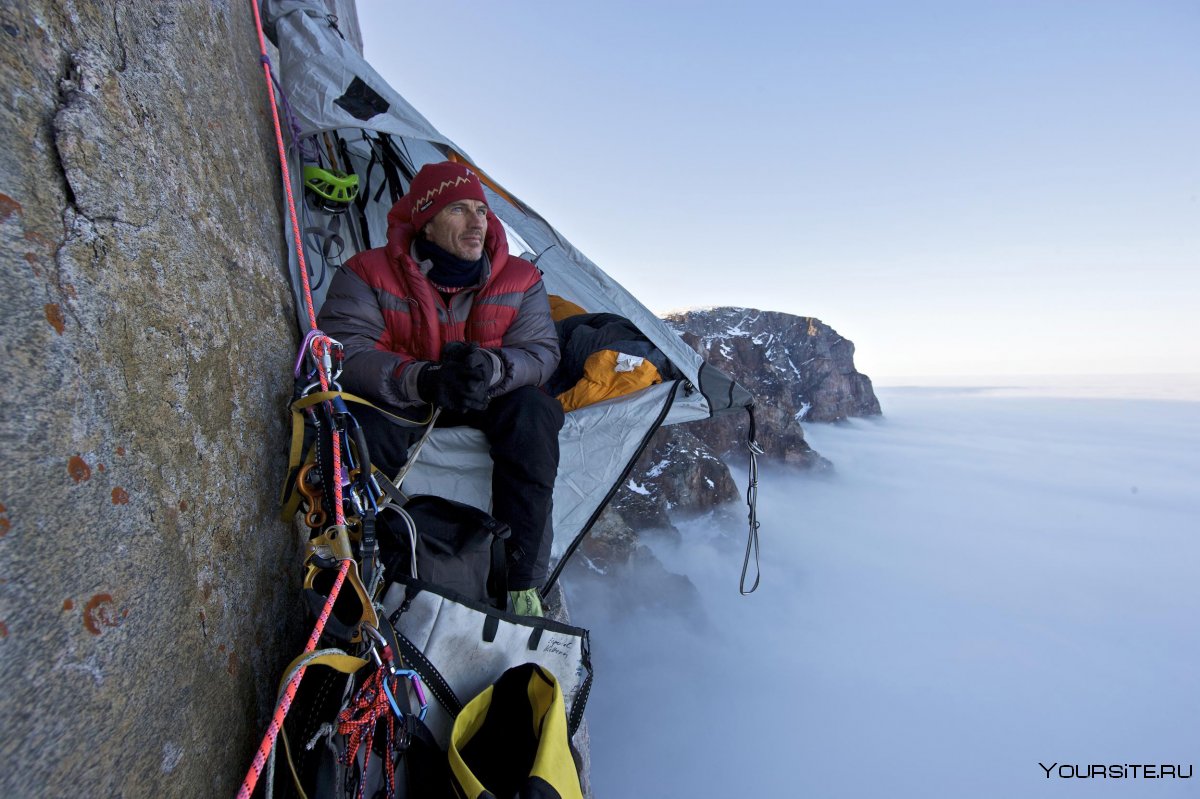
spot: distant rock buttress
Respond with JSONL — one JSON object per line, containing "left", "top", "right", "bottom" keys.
{"left": 584, "top": 307, "right": 881, "bottom": 569}
{"left": 665, "top": 306, "right": 881, "bottom": 461}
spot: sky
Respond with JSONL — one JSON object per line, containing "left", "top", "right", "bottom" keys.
{"left": 354, "top": 1, "right": 1200, "bottom": 379}
{"left": 567, "top": 385, "right": 1200, "bottom": 797}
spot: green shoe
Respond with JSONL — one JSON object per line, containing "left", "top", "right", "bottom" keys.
{"left": 509, "top": 588, "right": 544, "bottom": 618}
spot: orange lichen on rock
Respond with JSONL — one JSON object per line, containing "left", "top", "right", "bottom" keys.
{"left": 111, "top": 487, "right": 129, "bottom": 505}
{"left": 82, "top": 593, "right": 118, "bottom": 635}
{"left": 0, "top": 193, "right": 20, "bottom": 221}
{"left": 45, "top": 304, "right": 66, "bottom": 334}
{"left": 68, "top": 456, "right": 91, "bottom": 483}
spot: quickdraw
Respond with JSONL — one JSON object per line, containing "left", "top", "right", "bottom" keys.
{"left": 362, "top": 622, "right": 429, "bottom": 723}
{"left": 336, "top": 668, "right": 399, "bottom": 799}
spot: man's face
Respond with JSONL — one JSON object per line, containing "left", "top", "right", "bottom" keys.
{"left": 423, "top": 199, "right": 488, "bottom": 260}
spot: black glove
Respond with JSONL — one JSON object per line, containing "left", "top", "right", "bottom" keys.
{"left": 416, "top": 341, "right": 490, "bottom": 412}
{"left": 465, "top": 346, "right": 497, "bottom": 390}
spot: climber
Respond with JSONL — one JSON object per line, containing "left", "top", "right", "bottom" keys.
{"left": 317, "top": 160, "right": 562, "bottom": 616}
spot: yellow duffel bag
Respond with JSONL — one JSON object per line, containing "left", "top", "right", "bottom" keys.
{"left": 449, "top": 663, "right": 584, "bottom": 799}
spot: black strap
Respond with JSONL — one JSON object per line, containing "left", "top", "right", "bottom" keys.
{"left": 486, "top": 536, "right": 508, "bottom": 609}
{"left": 392, "top": 629, "right": 462, "bottom": 717}
{"left": 313, "top": 404, "right": 338, "bottom": 535}
{"left": 376, "top": 133, "right": 414, "bottom": 203}
{"left": 526, "top": 626, "right": 543, "bottom": 651}
{"left": 374, "top": 468, "right": 407, "bottom": 507}
{"left": 338, "top": 418, "right": 376, "bottom": 589}
{"left": 566, "top": 632, "right": 593, "bottom": 737}
{"left": 336, "top": 135, "right": 372, "bottom": 247}
{"left": 481, "top": 615, "right": 499, "bottom": 643}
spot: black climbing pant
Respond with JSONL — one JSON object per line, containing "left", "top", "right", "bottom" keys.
{"left": 356, "top": 385, "right": 564, "bottom": 590}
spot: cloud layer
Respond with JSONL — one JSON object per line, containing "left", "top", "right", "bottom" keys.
{"left": 571, "top": 386, "right": 1200, "bottom": 797}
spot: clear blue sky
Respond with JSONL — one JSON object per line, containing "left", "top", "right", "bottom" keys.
{"left": 356, "top": 1, "right": 1199, "bottom": 379}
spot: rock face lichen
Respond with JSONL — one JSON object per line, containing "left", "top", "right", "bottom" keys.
{"left": 0, "top": 3, "right": 309, "bottom": 795}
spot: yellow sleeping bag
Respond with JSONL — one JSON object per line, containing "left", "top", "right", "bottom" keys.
{"left": 546, "top": 298, "right": 672, "bottom": 413}
{"left": 556, "top": 348, "right": 662, "bottom": 413}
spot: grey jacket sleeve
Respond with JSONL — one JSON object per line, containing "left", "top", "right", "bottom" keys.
{"left": 316, "top": 266, "right": 426, "bottom": 408}
{"left": 489, "top": 278, "right": 560, "bottom": 397}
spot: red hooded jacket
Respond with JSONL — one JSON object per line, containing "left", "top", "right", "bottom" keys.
{"left": 317, "top": 201, "right": 560, "bottom": 410}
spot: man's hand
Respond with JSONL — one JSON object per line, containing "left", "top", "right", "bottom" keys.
{"left": 416, "top": 341, "right": 490, "bottom": 412}
{"left": 465, "top": 346, "right": 497, "bottom": 389}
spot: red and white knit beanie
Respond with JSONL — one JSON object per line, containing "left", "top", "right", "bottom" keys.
{"left": 404, "top": 161, "right": 487, "bottom": 231}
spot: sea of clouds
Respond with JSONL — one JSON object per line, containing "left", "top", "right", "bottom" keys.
{"left": 568, "top": 378, "right": 1200, "bottom": 797}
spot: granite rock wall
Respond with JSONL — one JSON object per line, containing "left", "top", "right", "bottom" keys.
{"left": 0, "top": 2, "right": 313, "bottom": 795}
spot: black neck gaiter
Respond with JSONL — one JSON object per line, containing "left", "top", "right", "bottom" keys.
{"left": 415, "top": 236, "right": 485, "bottom": 288}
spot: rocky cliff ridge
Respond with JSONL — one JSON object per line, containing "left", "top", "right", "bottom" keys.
{"left": 585, "top": 307, "right": 880, "bottom": 569}
{"left": 667, "top": 306, "right": 881, "bottom": 455}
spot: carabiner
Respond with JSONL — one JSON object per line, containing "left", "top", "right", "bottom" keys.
{"left": 310, "top": 334, "right": 345, "bottom": 385}
{"left": 380, "top": 677, "right": 405, "bottom": 720}
{"left": 392, "top": 669, "right": 428, "bottom": 721}
{"left": 361, "top": 621, "right": 388, "bottom": 651}
{"left": 294, "top": 329, "right": 322, "bottom": 379}
{"left": 300, "top": 378, "right": 342, "bottom": 398}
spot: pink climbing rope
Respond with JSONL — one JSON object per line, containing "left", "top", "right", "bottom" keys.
{"left": 237, "top": 1, "right": 350, "bottom": 796}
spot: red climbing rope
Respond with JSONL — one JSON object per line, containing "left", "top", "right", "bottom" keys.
{"left": 252, "top": 6, "right": 314, "bottom": 331}
{"left": 237, "top": 562, "right": 349, "bottom": 799}
{"left": 237, "top": 1, "right": 350, "bottom": 796}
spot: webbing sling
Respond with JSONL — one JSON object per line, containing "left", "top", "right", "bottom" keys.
{"left": 269, "top": 649, "right": 369, "bottom": 799}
